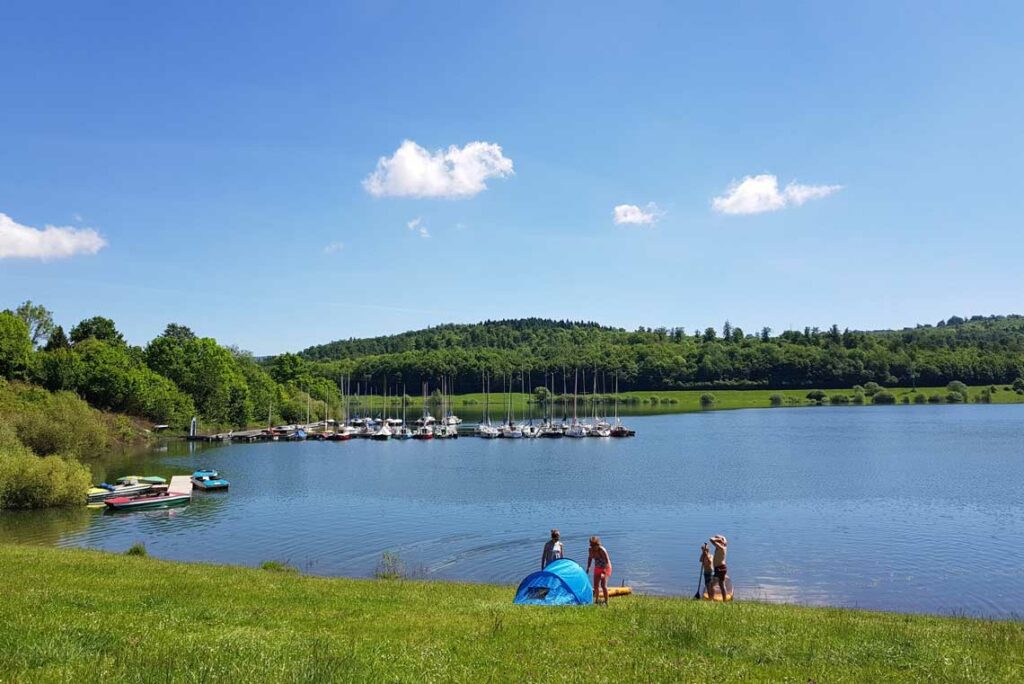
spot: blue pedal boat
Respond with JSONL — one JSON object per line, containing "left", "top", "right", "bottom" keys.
{"left": 191, "top": 469, "right": 229, "bottom": 491}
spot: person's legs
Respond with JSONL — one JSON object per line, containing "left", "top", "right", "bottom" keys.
{"left": 600, "top": 573, "right": 609, "bottom": 605}
{"left": 715, "top": 575, "right": 726, "bottom": 600}
{"left": 593, "top": 570, "right": 600, "bottom": 603}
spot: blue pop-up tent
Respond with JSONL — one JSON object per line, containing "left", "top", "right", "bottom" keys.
{"left": 513, "top": 558, "right": 593, "bottom": 605}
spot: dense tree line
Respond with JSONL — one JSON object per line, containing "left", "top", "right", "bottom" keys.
{"left": 3, "top": 304, "right": 1023, "bottom": 431}
{"left": 296, "top": 315, "right": 1024, "bottom": 394}
{"left": 0, "top": 303, "right": 331, "bottom": 429}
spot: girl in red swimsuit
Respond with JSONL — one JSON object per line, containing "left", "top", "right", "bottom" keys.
{"left": 586, "top": 536, "right": 612, "bottom": 605}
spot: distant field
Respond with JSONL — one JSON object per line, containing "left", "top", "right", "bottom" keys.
{"left": 346, "top": 385, "right": 1024, "bottom": 414}
{"left": 1, "top": 544, "right": 1021, "bottom": 682}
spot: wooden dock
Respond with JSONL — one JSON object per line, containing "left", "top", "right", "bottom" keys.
{"left": 169, "top": 475, "right": 193, "bottom": 496}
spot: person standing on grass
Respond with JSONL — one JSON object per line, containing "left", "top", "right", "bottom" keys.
{"left": 710, "top": 535, "right": 728, "bottom": 600}
{"left": 587, "top": 536, "right": 612, "bottom": 605}
{"left": 540, "top": 528, "right": 564, "bottom": 569}
{"left": 700, "top": 542, "right": 714, "bottom": 596}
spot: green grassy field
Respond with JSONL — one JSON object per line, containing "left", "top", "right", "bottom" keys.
{"left": 349, "top": 385, "right": 1024, "bottom": 414}
{"left": 2, "top": 545, "right": 1021, "bottom": 682}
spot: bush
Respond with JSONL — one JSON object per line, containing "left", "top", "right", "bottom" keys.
{"left": 699, "top": 393, "right": 715, "bottom": 408}
{"left": 374, "top": 551, "right": 406, "bottom": 580}
{"left": 0, "top": 426, "right": 91, "bottom": 509}
{"left": 872, "top": 391, "right": 897, "bottom": 404}
{"left": 14, "top": 391, "right": 108, "bottom": 459}
{"left": 977, "top": 389, "right": 992, "bottom": 404}
{"left": 946, "top": 392, "right": 964, "bottom": 404}
{"left": 648, "top": 396, "right": 659, "bottom": 405}
{"left": 913, "top": 393, "right": 927, "bottom": 404}
{"left": 829, "top": 394, "right": 850, "bottom": 404}
{"left": 863, "top": 382, "right": 883, "bottom": 397}
{"left": 946, "top": 381, "right": 969, "bottom": 402}
{"left": 1013, "top": 378, "right": 1024, "bottom": 392}
{"left": 852, "top": 391, "right": 865, "bottom": 405}
{"left": 928, "top": 394, "right": 944, "bottom": 403}
{"left": 806, "top": 390, "right": 827, "bottom": 403}
{"left": 901, "top": 395, "right": 910, "bottom": 404}
{"left": 125, "top": 543, "right": 148, "bottom": 557}
{"left": 769, "top": 394, "right": 783, "bottom": 406}
{"left": 260, "top": 560, "right": 298, "bottom": 574}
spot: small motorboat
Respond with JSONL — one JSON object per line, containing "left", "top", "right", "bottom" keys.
{"left": 87, "top": 478, "right": 152, "bottom": 504}
{"left": 326, "top": 431, "right": 352, "bottom": 441}
{"left": 413, "top": 426, "right": 434, "bottom": 440}
{"left": 371, "top": 424, "right": 393, "bottom": 441}
{"left": 191, "top": 469, "right": 229, "bottom": 491}
{"left": 104, "top": 490, "right": 191, "bottom": 511}
{"left": 117, "top": 475, "right": 166, "bottom": 486}
{"left": 393, "top": 426, "right": 414, "bottom": 440}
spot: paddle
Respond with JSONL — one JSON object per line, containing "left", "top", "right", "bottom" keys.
{"left": 693, "top": 567, "right": 703, "bottom": 599}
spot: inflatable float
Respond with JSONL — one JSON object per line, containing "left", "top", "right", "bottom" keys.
{"left": 701, "top": 577, "right": 734, "bottom": 602}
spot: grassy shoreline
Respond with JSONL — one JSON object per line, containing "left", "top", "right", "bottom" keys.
{"left": 1, "top": 545, "right": 1021, "bottom": 682}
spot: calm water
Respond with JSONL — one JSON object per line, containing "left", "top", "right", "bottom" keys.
{"left": 5, "top": 405, "right": 1024, "bottom": 619}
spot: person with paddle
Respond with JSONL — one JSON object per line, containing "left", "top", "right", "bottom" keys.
{"left": 540, "top": 528, "right": 564, "bottom": 569}
{"left": 587, "top": 536, "right": 612, "bottom": 605}
{"left": 709, "top": 535, "right": 729, "bottom": 601}
{"left": 698, "top": 542, "right": 714, "bottom": 598}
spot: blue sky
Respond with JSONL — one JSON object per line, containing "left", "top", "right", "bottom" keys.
{"left": 2, "top": 1, "right": 1022, "bottom": 354}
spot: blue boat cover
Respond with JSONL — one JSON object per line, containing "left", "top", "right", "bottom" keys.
{"left": 513, "top": 558, "right": 593, "bottom": 605}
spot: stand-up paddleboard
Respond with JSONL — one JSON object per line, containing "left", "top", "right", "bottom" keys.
{"left": 606, "top": 586, "right": 632, "bottom": 597}
{"left": 702, "top": 577, "right": 733, "bottom": 602}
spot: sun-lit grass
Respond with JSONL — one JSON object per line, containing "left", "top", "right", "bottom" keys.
{"left": 1, "top": 544, "right": 1021, "bottom": 682}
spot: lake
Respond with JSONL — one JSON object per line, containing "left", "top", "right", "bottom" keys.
{"left": 5, "top": 404, "right": 1024, "bottom": 619}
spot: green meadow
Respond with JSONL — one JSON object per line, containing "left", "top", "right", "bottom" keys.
{"left": 1, "top": 545, "right": 1021, "bottom": 683}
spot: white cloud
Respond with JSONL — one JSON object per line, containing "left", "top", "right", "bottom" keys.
{"left": 363, "top": 140, "right": 514, "bottom": 199}
{"left": 0, "top": 212, "right": 107, "bottom": 260}
{"left": 323, "top": 241, "right": 344, "bottom": 254}
{"left": 711, "top": 175, "right": 842, "bottom": 215}
{"left": 407, "top": 217, "right": 430, "bottom": 238}
{"left": 613, "top": 202, "right": 662, "bottom": 225}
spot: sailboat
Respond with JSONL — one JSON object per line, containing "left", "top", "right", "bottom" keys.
{"left": 499, "top": 372, "right": 523, "bottom": 438}
{"left": 476, "top": 372, "right": 500, "bottom": 438}
{"left": 393, "top": 386, "right": 414, "bottom": 439}
{"left": 566, "top": 369, "right": 587, "bottom": 438}
{"left": 588, "top": 369, "right": 610, "bottom": 437}
{"left": 371, "top": 385, "right": 393, "bottom": 440}
{"left": 609, "top": 374, "right": 635, "bottom": 437}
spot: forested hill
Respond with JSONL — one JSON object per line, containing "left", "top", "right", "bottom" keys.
{"left": 293, "top": 315, "right": 1024, "bottom": 392}
{"left": 298, "top": 319, "right": 616, "bottom": 359}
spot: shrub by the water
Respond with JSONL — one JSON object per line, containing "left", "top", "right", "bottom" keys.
{"left": 699, "top": 393, "right": 715, "bottom": 408}
{"left": 260, "top": 560, "right": 298, "bottom": 574}
{"left": 946, "top": 381, "right": 969, "bottom": 403}
{"left": 0, "top": 425, "right": 91, "bottom": 509}
{"left": 913, "top": 393, "right": 927, "bottom": 404}
{"left": 14, "top": 390, "right": 108, "bottom": 459}
{"left": 829, "top": 394, "right": 850, "bottom": 404}
{"left": 872, "top": 391, "right": 897, "bottom": 405}
{"left": 1013, "top": 377, "right": 1024, "bottom": 392}
{"left": 862, "top": 382, "right": 883, "bottom": 396}
{"left": 901, "top": 395, "right": 910, "bottom": 404}
{"left": 806, "top": 390, "right": 826, "bottom": 403}
{"left": 125, "top": 543, "right": 148, "bottom": 557}
{"left": 928, "top": 394, "right": 945, "bottom": 403}
{"left": 769, "top": 394, "right": 783, "bottom": 406}
{"left": 946, "top": 392, "right": 964, "bottom": 404}
{"left": 852, "top": 390, "right": 865, "bottom": 404}
{"left": 374, "top": 550, "right": 406, "bottom": 580}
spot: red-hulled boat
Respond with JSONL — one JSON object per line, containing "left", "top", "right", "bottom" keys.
{"left": 104, "top": 490, "right": 191, "bottom": 511}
